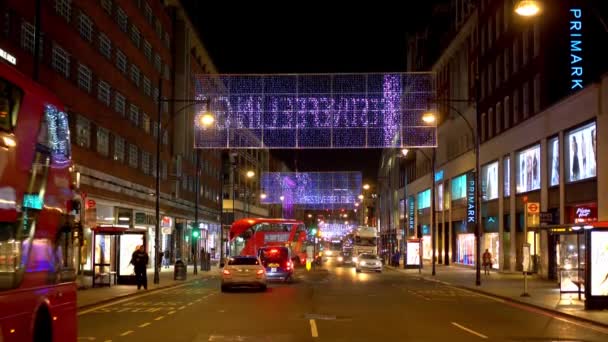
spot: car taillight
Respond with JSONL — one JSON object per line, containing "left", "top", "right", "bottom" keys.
{"left": 222, "top": 269, "right": 231, "bottom": 275}
{"left": 256, "top": 269, "right": 264, "bottom": 275}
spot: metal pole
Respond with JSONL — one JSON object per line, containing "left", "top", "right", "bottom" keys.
{"left": 193, "top": 151, "right": 199, "bottom": 275}
{"left": 431, "top": 149, "right": 436, "bottom": 276}
{"left": 154, "top": 78, "right": 162, "bottom": 285}
{"left": 474, "top": 0, "right": 482, "bottom": 286}
{"left": 33, "top": 0, "right": 41, "bottom": 81}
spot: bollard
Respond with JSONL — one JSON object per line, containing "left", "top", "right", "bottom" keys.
{"left": 174, "top": 260, "right": 187, "bottom": 280}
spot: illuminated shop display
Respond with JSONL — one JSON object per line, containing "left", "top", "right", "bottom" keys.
{"left": 482, "top": 161, "right": 498, "bottom": 201}
{"left": 194, "top": 73, "right": 436, "bottom": 149}
{"left": 566, "top": 122, "right": 596, "bottom": 182}
{"left": 516, "top": 145, "right": 541, "bottom": 193}
{"left": 456, "top": 234, "right": 475, "bottom": 266}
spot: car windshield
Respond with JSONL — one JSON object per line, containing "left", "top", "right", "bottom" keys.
{"left": 259, "top": 248, "right": 288, "bottom": 263}
{"left": 228, "top": 257, "right": 259, "bottom": 265}
{"left": 360, "top": 254, "right": 378, "bottom": 260}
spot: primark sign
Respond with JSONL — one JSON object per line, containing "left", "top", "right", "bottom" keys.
{"left": 570, "top": 8, "right": 583, "bottom": 90}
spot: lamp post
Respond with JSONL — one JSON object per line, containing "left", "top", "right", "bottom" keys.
{"left": 153, "top": 87, "right": 213, "bottom": 284}
{"left": 246, "top": 170, "right": 255, "bottom": 218}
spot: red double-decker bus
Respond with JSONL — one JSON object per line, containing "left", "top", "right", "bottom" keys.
{"left": 0, "top": 61, "right": 78, "bottom": 341}
{"left": 229, "top": 218, "right": 308, "bottom": 265}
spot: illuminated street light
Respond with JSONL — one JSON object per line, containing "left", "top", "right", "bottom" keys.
{"left": 260, "top": 193, "right": 267, "bottom": 200}
{"left": 358, "top": 194, "right": 364, "bottom": 200}
{"left": 422, "top": 111, "right": 436, "bottom": 124}
{"left": 198, "top": 111, "right": 215, "bottom": 127}
{"left": 246, "top": 170, "right": 255, "bottom": 178}
{"left": 279, "top": 195, "right": 285, "bottom": 201}
{"left": 308, "top": 214, "right": 312, "bottom": 218}
{"left": 401, "top": 148, "right": 409, "bottom": 157}
{"left": 354, "top": 202, "right": 359, "bottom": 207}
{"left": 514, "top": 0, "right": 542, "bottom": 17}
{"left": 363, "top": 184, "right": 370, "bottom": 190}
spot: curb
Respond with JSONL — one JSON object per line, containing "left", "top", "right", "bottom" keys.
{"left": 77, "top": 275, "right": 213, "bottom": 311}
{"left": 385, "top": 266, "right": 608, "bottom": 330}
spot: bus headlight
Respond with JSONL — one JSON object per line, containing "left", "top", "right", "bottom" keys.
{"left": 326, "top": 250, "right": 332, "bottom": 256}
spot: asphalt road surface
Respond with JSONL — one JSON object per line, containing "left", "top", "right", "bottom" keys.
{"left": 78, "top": 258, "right": 608, "bottom": 341}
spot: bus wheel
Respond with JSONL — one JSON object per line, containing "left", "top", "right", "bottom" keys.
{"left": 33, "top": 306, "right": 52, "bottom": 342}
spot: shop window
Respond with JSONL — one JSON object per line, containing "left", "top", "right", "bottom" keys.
{"left": 565, "top": 122, "right": 596, "bottom": 182}
{"left": 549, "top": 137, "right": 559, "bottom": 186}
{"left": 516, "top": 144, "right": 540, "bottom": 193}
{"left": 504, "top": 156, "right": 511, "bottom": 197}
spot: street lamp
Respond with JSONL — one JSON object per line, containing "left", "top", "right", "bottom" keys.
{"left": 422, "top": 112, "right": 437, "bottom": 124}
{"left": 246, "top": 170, "right": 255, "bottom": 178}
{"left": 245, "top": 170, "right": 255, "bottom": 217}
{"left": 363, "top": 184, "right": 370, "bottom": 190}
{"left": 514, "top": 0, "right": 542, "bottom": 17}
{"left": 358, "top": 194, "right": 364, "bottom": 201}
{"left": 260, "top": 193, "right": 267, "bottom": 200}
{"left": 401, "top": 148, "right": 409, "bottom": 157}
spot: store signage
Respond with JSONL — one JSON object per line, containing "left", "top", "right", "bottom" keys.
{"left": 526, "top": 202, "right": 540, "bottom": 227}
{"left": 408, "top": 196, "right": 415, "bottom": 233}
{"left": 466, "top": 172, "right": 476, "bottom": 228}
{"left": 569, "top": 8, "right": 584, "bottom": 90}
{"left": 526, "top": 203, "right": 539, "bottom": 214}
{"left": 540, "top": 212, "right": 555, "bottom": 224}
{"left": 134, "top": 212, "right": 156, "bottom": 225}
{"left": 86, "top": 199, "right": 96, "bottom": 209}
{"left": 264, "top": 232, "right": 290, "bottom": 243}
{"left": 570, "top": 205, "right": 597, "bottom": 223}
{"left": 161, "top": 216, "right": 172, "bottom": 227}
{"left": 434, "top": 170, "right": 444, "bottom": 182}
{"left": 23, "top": 194, "right": 43, "bottom": 210}
{"left": 0, "top": 48, "right": 16, "bottom": 65}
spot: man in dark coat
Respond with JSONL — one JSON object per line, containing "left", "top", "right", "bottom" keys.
{"left": 130, "top": 245, "right": 149, "bottom": 290}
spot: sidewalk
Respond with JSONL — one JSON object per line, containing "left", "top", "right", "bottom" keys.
{"left": 387, "top": 263, "right": 608, "bottom": 327}
{"left": 77, "top": 265, "right": 218, "bottom": 309}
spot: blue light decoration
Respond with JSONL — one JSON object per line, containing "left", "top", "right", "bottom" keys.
{"left": 261, "top": 172, "right": 362, "bottom": 209}
{"left": 193, "top": 73, "right": 436, "bottom": 149}
{"left": 44, "top": 104, "right": 71, "bottom": 165}
{"left": 407, "top": 196, "right": 415, "bottom": 236}
{"left": 319, "top": 221, "right": 354, "bottom": 240}
{"left": 23, "top": 193, "right": 43, "bottom": 210}
{"left": 569, "top": 8, "right": 583, "bottom": 90}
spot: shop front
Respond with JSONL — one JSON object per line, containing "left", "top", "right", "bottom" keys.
{"left": 134, "top": 211, "right": 157, "bottom": 268}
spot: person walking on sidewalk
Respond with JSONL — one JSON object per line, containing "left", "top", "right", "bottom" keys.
{"left": 482, "top": 249, "right": 492, "bottom": 275}
{"left": 130, "top": 245, "right": 149, "bottom": 290}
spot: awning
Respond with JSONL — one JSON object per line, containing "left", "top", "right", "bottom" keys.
{"left": 91, "top": 225, "right": 130, "bottom": 234}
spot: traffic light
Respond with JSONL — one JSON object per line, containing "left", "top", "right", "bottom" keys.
{"left": 192, "top": 229, "right": 200, "bottom": 239}
{"left": 310, "top": 228, "right": 317, "bottom": 236}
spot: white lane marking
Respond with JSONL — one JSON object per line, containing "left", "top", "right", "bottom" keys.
{"left": 309, "top": 319, "right": 319, "bottom": 338}
{"left": 119, "top": 330, "right": 134, "bottom": 336}
{"left": 178, "top": 306, "right": 186, "bottom": 310}
{"left": 77, "top": 338, "right": 96, "bottom": 341}
{"left": 154, "top": 316, "right": 165, "bottom": 321}
{"left": 167, "top": 310, "right": 176, "bottom": 315}
{"left": 451, "top": 322, "right": 488, "bottom": 339}
{"left": 78, "top": 282, "right": 194, "bottom": 315}
{"left": 103, "top": 340, "right": 112, "bottom": 342}
{"left": 187, "top": 302, "right": 194, "bottom": 306}
{"left": 138, "top": 322, "right": 151, "bottom": 328}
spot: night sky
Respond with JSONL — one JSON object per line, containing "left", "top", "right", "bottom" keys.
{"left": 184, "top": 2, "right": 438, "bottom": 180}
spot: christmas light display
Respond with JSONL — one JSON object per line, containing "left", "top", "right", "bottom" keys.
{"left": 319, "top": 221, "right": 355, "bottom": 240}
{"left": 44, "top": 104, "right": 71, "bottom": 164}
{"left": 193, "top": 73, "right": 436, "bottom": 149}
{"left": 261, "top": 172, "right": 362, "bottom": 209}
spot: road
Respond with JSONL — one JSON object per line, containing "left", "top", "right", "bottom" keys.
{"left": 78, "top": 259, "right": 608, "bottom": 341}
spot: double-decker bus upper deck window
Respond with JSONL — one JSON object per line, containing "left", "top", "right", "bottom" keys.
{"left": 0, "top": 78, "right": 23, "bottom": 131}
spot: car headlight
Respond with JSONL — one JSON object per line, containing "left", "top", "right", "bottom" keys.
{"left": 338, "top": 256, "right": 343, "bottom": 262}
{"left": 352, "top": 257, "right": 358, "bottom": 263}
{"left": 326, "top": 251, "right": 333, "bottom": 256}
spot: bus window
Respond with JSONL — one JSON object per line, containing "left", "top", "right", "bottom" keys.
{"left": 0, "top": 211, "right": 36, "bottom": 290}
{"left": 54, "top": 226, "right": 77, "bottom": 283}
{"left": 0, "top": 77, "right": 22, "bottom": 131}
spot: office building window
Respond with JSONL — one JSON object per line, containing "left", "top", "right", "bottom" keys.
{"left": 97, "top": 127, "right": 109, "bottom": 156}
{"left": 533, "top": 23, "right": 540, "bottom": 57}
{"left": 21, "top": 21, "right": 40, "bottom": 55}
{"left": 513, "top": 88, "right": 520, "bottom": 124}
{"left": 496, "top": 102, "right": 502, "bottom": 134}
{"left": 534, "top": 74, "right": 541, "bottom": 113}
{"left": 129, "top": 104, "right": 139, "bottom": 127}
{"left": 130, "top": 65, "right": 140, "bottom": 86}
{"left": 143, "top": 77, "right": 151, "bottom": 97}
{"left": 55, "top": 0, "right": 72, "bottom": 22}
{"left": 78, "top": 12, "right": 93, "bottom": 42}
{"left": 504, "top": 48, "right": 510, "bottom": 79}
{"left": 97, "top": 80, "right": 111, "bottom": 106}
{"left": 504, "top": 96, "right": 511, "bottom": 130}
{"left": 99, "top": 33, "right": 112, "bottom": 59}
{"left": 154, "top": 54, "right": 162, "bottom": 73}
{"left": 481, "top": 112, "right": 487, "bottom": 141}
{"left": 143, "top": 40, "right": 152, "bottom": 61}
{"left": 116, "top": 49, "right": 127, "bottom": 74}
{"left": 76, "top": 115, "right": 90, "bottom": 148}
{"left": 114, "top": 92, "right": 126, "bottom": 116}
{"left": 513, "top": 38, "right": 519, "bottom": 73}
{"left": 113, "top": 135, "right": 125, "bottom": 162}
{"left": 142, "top": 113, "right": 150, "bottom": 133}
{"left": 128, "top": 144, "right": 138, "bottom": 168}
{"left": 77, "top": 64, "right": 92, "bottom": 93}
{"left": 130, "top": 24, "right": 140, "bottom": 48}
{"left": 144, "top": 3, "right": 153, "bottom": 24}
{"left": 161, "top": 160, "right": 167, "bottom": 180}
{"left": 522, "top": 82, "right": 530, "bottom": 119}
{"left": 116, "top": 7, "right": 128, "bottom": 32}
{"left": 488, "top": 107, "right": 494, "bottom": 138}
{"left": 141, "top": 152, "right": 150, "bottom": 175}
{"left": 101, "top": 0, "right": 112, "bottom": 15}
{"left": 52, "top": 44, "right": 70, "bottom": 78}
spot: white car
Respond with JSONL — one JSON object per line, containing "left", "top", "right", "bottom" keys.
{"left": 355, "top": 253, "right": 382, "bottom": 273}
{"left": 221, "top": 256, "right": 267, "bottom": 292}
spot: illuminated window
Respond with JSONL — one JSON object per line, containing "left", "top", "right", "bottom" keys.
{"left": 504, "top": 156, "right": 511, "bottom": 197}
{"left": 77, "top": 64, "right": 92, "bottom": 93}
{"left": 142, "top": 113, "right": 150, "bottom": 133}
{"left": 52, "top": 44, "right": 70, "bottom": 78}
{"left": 76, "top": 115, "right": 90, "bottom": 148}
{"left": 78, "top": 12, "right": 93, "bottom": 42}
{"left": 97, "top": 80, "right": 111, "bottom": 106}
{"left": 97, "top": 127, "right": 109, "bottom": 156}
{"left": 113, "top": 135, "right": 125, "bottom": 162}
{"left": 55, "top": 0, "right": 72, "bottom": 22}
{"left": 99, "top": 33, "right": 112, "bottom": 59}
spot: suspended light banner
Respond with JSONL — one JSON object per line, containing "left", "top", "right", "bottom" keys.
{"left": 194, "top": 73, "right": 436, "bottom": 149}
{"left": 261, "top": 172, "right": 362, "bottom": 209}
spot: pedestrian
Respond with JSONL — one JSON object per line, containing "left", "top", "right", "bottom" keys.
{"left": 130, "top": 245, "right": 149, "bottom": 290}
{"left": 157, "top": 251, "right": 164, "bottom": 269}
{"left": 163, "top": 250, "right": 170, "bottom": 268}
{"left": 482, "top": 249, "right": 492, "bottom": 275}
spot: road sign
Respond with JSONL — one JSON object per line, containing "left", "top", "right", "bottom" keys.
{"left": 86, "top": 199, "right": 96, "bottom": 209}
{"left": 526, "top": 202, "right": 539, "bottom": 214}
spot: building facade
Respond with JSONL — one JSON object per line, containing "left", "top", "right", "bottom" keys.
{"left": 393, "top": 0, "right": 608, "bottom": 279}
{"left": 0, "top": 0, "right": 221, "bottom": 275}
